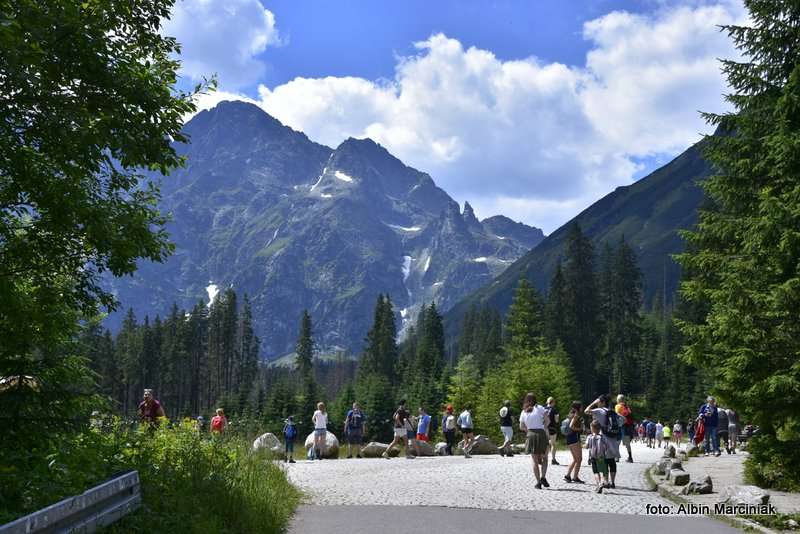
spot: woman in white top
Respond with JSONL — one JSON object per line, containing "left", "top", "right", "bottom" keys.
{"left": 519, "top": 392, "right": 550, "bottom": 489}
{"left": 311, "top": 402, "right": 328, "bottom": 460}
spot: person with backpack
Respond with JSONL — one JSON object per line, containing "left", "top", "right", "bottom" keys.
{"left": 458, "top": 405, "right": 475, "bottom": 458}
{"left": 520, "top": 392, "right": 550, "bottom": 489}
{"left": 383, "top": 400, "right": 412, "bottom": 459}
{"left": 283, "top": 415, "right": 298, "bottom": 463}
{"left": 585, "top": 395, "right": 621, "bottom": 489}
{"left": 442, "top": 405, "right": 457, "bottom": 456}
{"left": 615, "top": 394, "right": 635, "bottom": 462}
{"left": 344, "top": 401, "right": 366, "bottom": 459}
{"left": 563, "top": 401, "right": 585, "bottom": 483}
{"left": 717, "top": 405, "right": 730, "bottom": 455}
{"left": 210, "top": 408, "right": 227, "bottom": 435}
{"left": 545, "top": 397, "right": 560, "bottom": 465}
{"left": 726, "top": 408, "right": 739, "bottom": 454}
{"left": 586, "top": 420, "right": 610, "bottom": 493}
{"left": 655, "top": 420, "right": 664, "bottom": 448}
{"left": 646, "top": 418, "right": 657, "bottom": 448}
{"left": 499, "top": 400, "right": 514, "bottom": 457}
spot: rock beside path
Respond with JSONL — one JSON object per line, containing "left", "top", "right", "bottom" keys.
{"left": 362, "top": 442, "right": 400, "bottom": 458}
{"left": 672, "top": 472, "right": 690, "bottom": 486}
{"left": 253, "top": 432, "right": 282, "bottom": 454}
{"left": 435, "top": 442, "right": 448, "bottom": 456}
{"left": 304, "top": 431, "right": 340, "bottom": 459}
{"left": 721, "top": 485, "right": 770, "bottom": 506}
{"left": 682, "top": 475, "right": 713, "bottom": 495}
{"left": 414, "top": 440, "right": 435, "bottom": 457}
{"left": 458, "top": 435, "right": 500, "bottom": 455}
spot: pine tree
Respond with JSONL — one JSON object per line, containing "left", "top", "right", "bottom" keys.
{"left": 544, "top": 261, "right": 567, "bottom": 346}
{"left": 504, "top": 278, "right": 544, "bottom": 353}
{"left": 677, "top": 1, "right": 800, "bottom": 488}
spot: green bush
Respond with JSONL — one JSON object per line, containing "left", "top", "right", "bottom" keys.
{"left": 1, "top": 422, "right": 300, "bottom": 534}
{"left": 744, "top": 434, "right": 800, "bottom": 492}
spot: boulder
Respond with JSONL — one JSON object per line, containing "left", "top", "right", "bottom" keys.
{"left": 252, "top": 432, "right": 282, "bottom": 454}
{"left": 304, "top": 431, "right": 340, "bottom": 459}
{"left": 669, "top": 459, "right": 683, "bottom": 471}
{"left": 655, "top": 458, "right": 671, "bottom": 475}
{"left": 414, "top": 440, "right": 435, "bottom": 457}
{"left": 435, "top": 442, "right": 449, "bottom": 456}
{"left": 721, "top": 485, "right": 770, "bottom": 506}
{"left": 682, "top": 476, "right": 713, "bottom": 495}
{"left": 361, "top": 441, "right": 400, "bottom": 458}
{"left": 672, "top": 472, "right": 691, "bottom": 486}
{"left": 666, "top": 445, "right": 676, "bottom": 458}
{"left": 512, "top": 443, "right": 526, "bottom": 455}
{"left": 686, "top": 443, "right": 700, "bottom": 457}
{"left": 458, "top": 435, "right": 500, "bottom": 455}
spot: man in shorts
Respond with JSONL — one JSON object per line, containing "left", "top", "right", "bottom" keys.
{"left": 344, "top": 401, "right": 366, "bottom": 458}
{"left": 383, "top": 400, "right": 412, "bottom": 459}
{"left": 458, "top": 405, "right": 475, "bottom": 458}
{"left": 545, "top": 397, "right": 560, "bottom": 465}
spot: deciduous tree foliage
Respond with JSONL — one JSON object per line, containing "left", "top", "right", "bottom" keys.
{"left": 677, "top": 0, "right": 800, "bottom": 489}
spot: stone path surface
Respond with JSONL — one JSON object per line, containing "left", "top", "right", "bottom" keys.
{"left": 288, "top": 505, "right": 741, "bottom": 534}
{"left": 286, "top": 442, "right": 680, "bottom": 514}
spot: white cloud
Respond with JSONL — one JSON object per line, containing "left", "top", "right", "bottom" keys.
{"left": 191, "top": 1, "right": 746, "bottom": 232}
{"left": 164, "top": 0, "right": 281, "bottom": 90}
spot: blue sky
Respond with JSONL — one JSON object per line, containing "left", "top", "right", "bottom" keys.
{"left": 165, "top": 0, "right": 745, "bottom": 233}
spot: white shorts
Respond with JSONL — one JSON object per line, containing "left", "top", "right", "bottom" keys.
{"left": 394, "top": 427, "right": 406, "bottom": 438}
{"left": 501, "top": 426, "right": 514, "bottom": 441}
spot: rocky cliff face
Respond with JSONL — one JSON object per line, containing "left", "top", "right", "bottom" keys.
{"left": 107, "top": 101, "right": 543, "bottom": 358}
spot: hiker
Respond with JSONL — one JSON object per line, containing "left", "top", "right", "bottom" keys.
{"left": 195, "top": 415, "right": 206, "bottom": 433}
{"left": 312, "top": 402, "right": 328, "bottom": 460}
{"left": 662, "top": 422, "right": 672, "bottom": 447}
{"left": 545, "top": 397, "right": 560, "bottom": 465}
{"left": 615, "top": 394, "right": 634, "bottom": 462}
{"left": 283, "top": 416, "right": 297, "bottom": 463}
{"left": 406, "top": 410, "right": 418, "bottom": 456}
{"left": 138, "top": 389, "right": 166, "bottom": 427}
{"left": 646, "top": 418, "right": 656, "bottom": 448}
{"left": 586, "top": 420, "right": 610, "bottom": 493}
{"left": 458, "top": 405, "right": 475, "bottom": 458}
{"left": 655, "top": 420, "right": 664, "bottom": 448}
{"left": 637, "top": 421, "right": 645, "bottom": 443}
{"left": 499, "top": 400, "right": 515, "bottom": 457}
{"left": 673, "top": 420, "right": 683, "bottom": 446}
{"left": 414, "top": 407, "right": 431, "bottom": 457}
{"left": 563, "top": 401, "right": 585, "bottom": 484}
{"left": 726, "top": 408, "right": 739, "bottom": 454}
{"left": 211, "top": 408, "right": 227, "bottom": 434}
{"left": 442, "top": 405, "right": 457, "bottom": 456}
{"left": 344, "top": 401, "right": 366, "bottom": 458}
{"left": 383, "top": 400, "right": 412, "bottom": 459}
{"left": 687, "top": 418, "right": 695, "bottom": 443}
{"left": 698, "top": 396, "right": 720, "bottom": 456}
{"left": 585, "top": 395, "right": 620, "bottom": 489}
{"left": 520, "top": 392, "right": 550, "bottom": 489}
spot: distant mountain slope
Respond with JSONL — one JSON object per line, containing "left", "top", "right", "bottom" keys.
{"left": 107, "top": 101, "right": 543, "bottom": 358}
{"left": 443, "top": 137, "right": 711, "bottom": 337}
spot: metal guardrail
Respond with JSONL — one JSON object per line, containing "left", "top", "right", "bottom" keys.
{"left": 0, "top": 471, "right": 141, "bottom": 533}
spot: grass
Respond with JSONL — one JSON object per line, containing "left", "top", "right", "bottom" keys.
{"left": 745, "top": 513, "right": 800, "bottom": 532}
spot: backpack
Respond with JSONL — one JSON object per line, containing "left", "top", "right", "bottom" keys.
{"left": 285, "top": 423, "right": 297, "bottom": 440}
{"left": 560, "top": 417, "right": 571, "bottom": 436}
{"left": 604, "top": 409, "right": 621, "bottom": 439}
{"left": 348, "top": 411, "right": 363, "bottom": 430}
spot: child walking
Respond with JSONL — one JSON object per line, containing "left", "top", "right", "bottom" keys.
{"left": 283, "top": 416, "right": 297, "bottom": 463}
{"left": 586, "top": 420, "right": 610, "bottom": 493}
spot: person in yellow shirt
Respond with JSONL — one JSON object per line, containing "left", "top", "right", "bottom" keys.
{"left": 662, "top": 423, "right": 672, "bottom": 448}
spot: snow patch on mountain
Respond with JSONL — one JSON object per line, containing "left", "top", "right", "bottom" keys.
{"left": 334, "top": 170, "right": 353, "bottom": 182}
{"left": 402, "top": 255, "right": 413, "bottom": 282}
{"left": 387, "top": 223, "right": 422, "bottom": 232}
{"left": 206, "top": 282, "right": 219, "bottom": 307}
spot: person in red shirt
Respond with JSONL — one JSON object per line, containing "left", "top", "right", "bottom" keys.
{"left": 211, "top": 408, "right": 227, "bottom": 434}
{"left": 615, "top": 394, "right": 635, "bottom": 463}
{"left": 138, "top": 389, "right": 165, "bottom": 427}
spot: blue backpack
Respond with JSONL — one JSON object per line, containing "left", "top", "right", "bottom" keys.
{"left": 285, "top": 423, "right": 297, "bottom": 440}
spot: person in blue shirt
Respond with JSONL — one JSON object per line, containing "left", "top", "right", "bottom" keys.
{"left": 344, "top": 401, "right": 367, "bottom": 459}
{"left": 699, "top": 396, "right": 720, "bottom": 456}
{"left": 413, "top": 407, "right": 432, "bottom": 456}
{"left": 646, "top": 419, "right": 657, "bottom": 448}
{"left": 283, "top": 416, "right": 298, "bottom": 463}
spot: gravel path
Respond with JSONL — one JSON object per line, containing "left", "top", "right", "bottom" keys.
{"left": 286, "top": 441, "right": 680, "bottom": 514}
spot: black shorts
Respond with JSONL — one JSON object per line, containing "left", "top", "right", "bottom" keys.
{"left": 461, "top": 427, "right": 474, "bottom": 435}
{"left": 347, "top": 430, "right": 363, "bottom": 444}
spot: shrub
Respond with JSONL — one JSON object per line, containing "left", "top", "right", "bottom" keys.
{"left": 744, "top": 434, "right": 800, "bottom": 492}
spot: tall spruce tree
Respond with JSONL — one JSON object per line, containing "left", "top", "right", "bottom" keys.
{"left": 504, "top": 278, "right": 544, "bottom": 353}
{"left": 544, "top": 261, "right": 567, "bottom": 346}
{"left": 561, "top": 224, "right": 601, "bottom": 401}
{"left": 677, "top": 1, "right": 800, "bottom": 488}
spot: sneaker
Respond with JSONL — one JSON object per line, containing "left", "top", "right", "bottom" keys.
{"left": 595, "top": 486, "right": 603, "bottom": 494}
{"left": 626, "top": 458, "right": 634, "bottom": 463}
{"left": 541, "top": 478, "right": 550, "bottom": 488}
{"left": 356, "top": 454, "right": 363, "bottom": 459}
{"left": 610, "top": 482, "right": 616, "bottom": 489}
{"left": 715, "top": 451, "right": 722, "bottom": 457}
{"left": 572, "top": 478, "right": 585, "bottom": 484}
{"left": 508, "top": 452, "right": 514, "bottom": 457}
{"left": 289, "top": 459, "right": 296, "bottom": 464}
{"left": 347, "top": 455, "right": 352, "bottom": 459}
{"left": 564, "top": 475, "right": 572, "bottom": 483}
{"left": 500, "top": 449, "right": 506, "bottom": 457}
{"left": 551, "top": 459, "right": 560, "bottom": 465}
{"left": 464, "top": 453, "right": 472, "bottom": 458}
{"left": 382, "top": 452, "right": 389, "bottom": 459}
{"left": 535, "top": 482, "right": 542, "bottom": 489}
